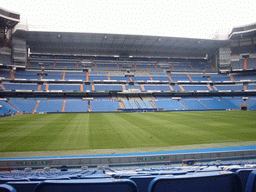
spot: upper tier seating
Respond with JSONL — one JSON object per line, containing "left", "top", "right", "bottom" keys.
{"left": 231, "top": 60, "right": 244, "bottom": 69}
{"left": 3, "top": 83, "right": 39, "bottom": 91}
{"left": 0, "top": 54, "right": 12, "bottom": 65}
{"left": 0, "top": 70, "right": 11, "bottom": 79}
{"left": 144, "top": 85, "right": 171, "bottom": 91}
{"left": 42, "top": 84, "right": 81, "bottom": 92}
{"left": 14, "top": 71, "right": 41, "bottom": 80}
{"left": 169, "top": 74, "right": 191, "bottom": 82}
{"left": 94, "top": 84, "right": 123, "bottom": 92}
{"left": 42, "top": 72, "right": 63, "bottom": 80}
{"left": 182, "top": 85, "right": 211, "bottom": 92}
{"left": 64, "top": 72, "right": 87, "bottom": 81}
{"left": 208, "top": 74, "right": 232, "bottom": 82}
{"left": 233, "top": 75, "right": 256, "bottom": 82}
{"left": 215, "top": 84, "right": 244, "bottom": 91}
{"left": 247, "top": 58, "right": 256, "bottom": 69}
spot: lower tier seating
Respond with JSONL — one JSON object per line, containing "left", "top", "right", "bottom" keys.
{"left": 1, "top": 97, "right": 256, "bottom": 115}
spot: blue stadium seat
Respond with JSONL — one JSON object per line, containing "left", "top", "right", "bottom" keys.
{"left": 90, "top": 100, "right": 120, "bottom": 111}
{"left": 143, "top": 101, "right": 154, "bottom": 109}
{"left": 220, "top": 99, "right": 243, "bottom": 109}
{"left": 199, "top": 99, "right": 230, "bottom": 110}
{"left": 148, "top": 171, "right": 242, "bottom": 192}
{"left": 36, "top": 100, "right": 63, "bottom": 113}
{"left": 7, "top": 181, "right": 41, "bottom": 192}
{"left": 180, "top": 99, "right": 208, "bottom": 110}
{"left": 235, "top": 169, "right": 254, "bottom": 192}
{"left": 245, "top": 170, "right": 256, "bottom": 192}
{"left": 64, "top": 100, "right": 88, "bottom": 112}
{"left": 0, "top": 184, "right": 17, "bottom": 192}
{"left": 2, "top": 83, "right": 38, "bottom": 91}
{"left": 130, "top": 176, "right": 157, "bottom": 192}
{"left": 34, "top": 179, "right": 138, "bottom": 192}
{"left": 154, "top": 100, "right": 186, "bottom": 110}
{"left": 0, "top": 101, "right": 17, "bottom": 114}
{"left": 137, "top": 100, "right": 148, "bottom": 108}
{"left": 8, "top": 100, "right": 37, "bottom": 113}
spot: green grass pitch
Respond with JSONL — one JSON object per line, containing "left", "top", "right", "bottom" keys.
{"left": 0, "top": 111, "right": 256, "bottom": 153}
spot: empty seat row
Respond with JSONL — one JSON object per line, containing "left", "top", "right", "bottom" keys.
{"left": 3, "top": 69, "right": 256, "bottom": 82}
{"left": 1, "top": 83, "right": 254, "bottom": 92}
{"left": 2, "top": 167, "right": 256, "bottom": 192}
{"left": 1, "top": 97, "right": 256, "bottom": 114}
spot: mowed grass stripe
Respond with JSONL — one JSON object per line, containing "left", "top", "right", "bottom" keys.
{"left": 174, "top": 111, "right": 256, "bottom": 142}
{"left": 124, "top": 112, "right": 221, "bottom": 146}
{"left": 1, "top": 114, "right": 65, "bottom": 152}
{"left": 102, "top": 113, "right": 168, "bottom": 148}
{"left": 149, "top": 111, "right": 255, "bottom": 143}
{"left": 46, "top": 114, "right": 90, "bottom": 150}
{"left": 0, "top": 111, "right": 255, "bottom": 152}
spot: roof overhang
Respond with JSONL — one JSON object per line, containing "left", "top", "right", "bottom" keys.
{"left": 13, "top": 30, "right": 230, "bottom": 58}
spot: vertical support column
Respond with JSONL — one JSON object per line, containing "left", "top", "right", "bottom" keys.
{"left": 229, "top": 74, "right": 234, "bottom": 82}
{"left": 166, "top": 74, "right": 174, "bottom": 82}
{"left": 179, "top": 85, "right": 185, "bottom": 92}
{"left": 86, "top": 72, "right": 89, "bottom": 82}
{"left": 62, "top": 72, "right": 66, "bottom": 80}
{"left": 62, "top": 99, "right": 66, "bottom": 112}
{"left": 187, "top": 74, "right": 193, "bottom": 81}
{"left": 244, "top": 58, "right": 247, "bottom": 70}
{"left": 169, "top": 85, "right": 174, "bottom": 91}
{"left": 32, "top": 101, "right": 39, "bottom": 114}
{"left": 207, "top": 85, "right": 212, "bottom": 91}
{"left": 0, "top": 83, "right": 5, "bottom": 90}
{"left": 10, "top": 71, "right": 14, "bottom": 80}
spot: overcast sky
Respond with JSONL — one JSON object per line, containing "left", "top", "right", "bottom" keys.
{"left": 2, "top": 0, "right": 256, "bottom": 39}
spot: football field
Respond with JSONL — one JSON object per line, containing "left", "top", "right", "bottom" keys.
{"left": 0, "top": 111, "right": 256, "bottom": 155}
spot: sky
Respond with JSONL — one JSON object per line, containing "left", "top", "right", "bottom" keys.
{"left": 2, "top": 0, "right": 256, "bottom": 39}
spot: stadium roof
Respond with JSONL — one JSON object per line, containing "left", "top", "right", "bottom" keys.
{"left": 228, "top": 22, "right": 256, "bottom": 40}
{"left": 0, "top": 7, "right": 20, "bottom": 28}
{"left": 14, "top": 30, "right": 230, "bottom": 58}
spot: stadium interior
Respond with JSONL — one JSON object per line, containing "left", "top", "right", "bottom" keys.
{"left": 0, "top": 7, "right": 256, "bottom": 192}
